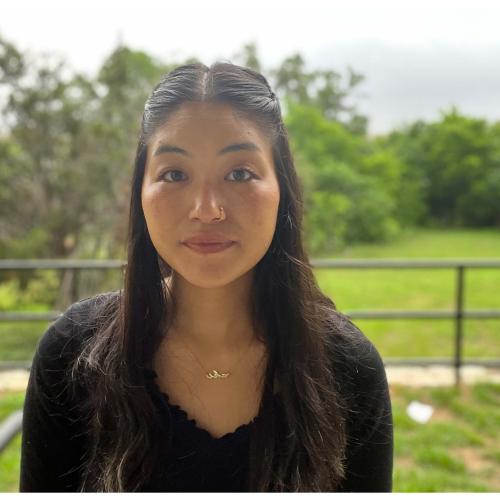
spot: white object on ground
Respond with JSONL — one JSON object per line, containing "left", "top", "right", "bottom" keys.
{"left": 406, "top": 400, "right": 434, "bottom": 423}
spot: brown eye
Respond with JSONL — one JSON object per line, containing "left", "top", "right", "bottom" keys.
{"left": 226, "top": 167, "right": 257, "bottom": 182}
{"left": 161, "top": 170, "right": 186, "bottom": 182}
{"left": 159, "top": 167, "right": 258, "bottom": 183}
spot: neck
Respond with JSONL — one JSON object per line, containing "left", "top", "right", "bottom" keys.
{"left": 164, "top": 272, "right": 260, "bottom": 354}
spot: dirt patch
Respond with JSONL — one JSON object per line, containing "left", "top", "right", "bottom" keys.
{"left": 452, "top": 447, "right": 490, "bottom": 472}
{"left": 451, "top": 446, "right": 500, "bottom": 490}
{"left": 395, "top": 455, "right": 415, "bottom": 469}
{"left": 430, "top": 406, "right": 455, "bottom": 422}
{"left": 386, "top": 366, "right": 500, "bottom": 387}
{"left": 457, "top": 384, "right": 473, "bottom": 399}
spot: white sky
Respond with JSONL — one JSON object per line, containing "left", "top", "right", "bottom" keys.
{"left": 1, "top": 0, "right": 500, "bottom": 135}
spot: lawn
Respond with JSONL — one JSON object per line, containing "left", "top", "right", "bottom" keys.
{"left": 390, "top": 382, "right": 500, "bottom": 492}
{"left": 0, "top": 391, "right": 24, "bottom": 492}
{"left": 1, "top": 383, "right": 499, "bottom": 492}
{"left": 315, "top": 228, "right": 500, "bottom": 360}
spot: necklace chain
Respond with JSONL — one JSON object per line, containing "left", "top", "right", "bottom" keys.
{"left": 175, "top": 333, "right": 256, "bottom": 380}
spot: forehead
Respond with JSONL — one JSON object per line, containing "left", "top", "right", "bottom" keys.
{"left": 149, "top": 101, "right": 271, "bottom": 150}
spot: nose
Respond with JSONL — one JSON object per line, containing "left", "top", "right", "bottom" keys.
{"left": 188, "top": 182, "right": 225, "bottom": 223}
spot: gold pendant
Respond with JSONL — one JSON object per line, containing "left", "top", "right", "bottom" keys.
{"left": 206, "top": 369, "right": 230, "bottom": 379}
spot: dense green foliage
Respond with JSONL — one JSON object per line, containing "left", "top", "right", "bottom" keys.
{"left": 285, "top": 102, "right": 417, "bottom": 254}
{"left": 382, "top": 110, "right": 500, "bottom": 228}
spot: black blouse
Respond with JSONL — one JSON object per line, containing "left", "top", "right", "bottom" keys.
{"left": 143, "top": 368, "right": 258, "bottom": 491}
{"left": 19, "top": 293, "right": 393, "bottom": 492}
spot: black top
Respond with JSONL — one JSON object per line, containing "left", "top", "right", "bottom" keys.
{"left": 19, "top": 293, "right": 393, "bottom": 492}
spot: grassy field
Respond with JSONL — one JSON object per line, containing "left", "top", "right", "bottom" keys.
{"left": 390, "top": 382, "right": 500, "bottom": 492}
{"left": 1, "top": 228, "right": 499, "bottom": 363}
{"left": 1, "top": 382, "right": 499, "bottom": 492}
{"left": 316, "top": 228, "right": 500, "bottom": 360}
{"left": 0, "top": 391, "right": 24, "bottom": 492}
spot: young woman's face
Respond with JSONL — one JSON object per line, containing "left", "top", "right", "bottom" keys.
{"left": 141, "top": 101, "right": 280, "bottom": 288}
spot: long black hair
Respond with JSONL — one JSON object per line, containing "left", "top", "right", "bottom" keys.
{"left": 71, "top": 61, "right": 353, "bottom": 492}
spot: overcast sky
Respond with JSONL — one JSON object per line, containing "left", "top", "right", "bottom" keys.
{"left": 1, "top": 0, "right": 499, "bottom": 135}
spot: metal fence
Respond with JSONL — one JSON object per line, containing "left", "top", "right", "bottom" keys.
{"left": 313, "top": 257, "right": 500, "bottom": 386}
{"left": 0, "top": 258, "right": 500, "bottom": 454}
{"left": 1, "top": 258, "right": 500, "bottom": 386}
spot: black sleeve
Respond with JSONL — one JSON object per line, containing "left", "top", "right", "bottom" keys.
{"left": 335, "top": 324, "right": 394, "bottom": 492}
{"left": 19, "top": 305, "right": 86, "bottom": 492}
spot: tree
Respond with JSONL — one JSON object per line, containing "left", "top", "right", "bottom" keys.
{"left": 0, "top": 39, "right": 172, "bottom": 261}
{"left": 230, "top": 42, "right": 368, "bottom": 135}
{"left": 271, "top": 52, "right": 368, "bottom": 134}
{"left": 385, "top": 108, "right": 500, "bottom": 227}
{"left": 230, "top": 42, "right": 262, "bottom": 72}
{"left": 80, "top": 44, "right": 171, "bottom": 258}
{"left": 0, "top": 48, "right": 101, "bottom": 259}
{"left": 285, "top": 102, "right": 404, "bottom": 253}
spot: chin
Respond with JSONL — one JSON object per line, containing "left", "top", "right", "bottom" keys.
{"left": 171, "top": 265, "right": 255, "bottom": 290}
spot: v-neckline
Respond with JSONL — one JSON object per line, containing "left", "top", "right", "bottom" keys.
{"left": 144, "top": 368, "right": 260, "bottom": 441}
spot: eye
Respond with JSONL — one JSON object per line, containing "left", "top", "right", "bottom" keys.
{"left": 159, "top": 167, "right": 258, "bottom": 183}
{"left": 226, "top": 167, "right": 258, "bottom": 182}
{"left": 160, "top": 169, "right": 186, "bottom": 182}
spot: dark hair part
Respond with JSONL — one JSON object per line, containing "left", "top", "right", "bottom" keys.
{"left": 71, "top": 61, "right": 352, "bottom": 492}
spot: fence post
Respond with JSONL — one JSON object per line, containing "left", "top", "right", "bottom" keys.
{"left": 454, "top": 266, "right": 465, "bottom": 388}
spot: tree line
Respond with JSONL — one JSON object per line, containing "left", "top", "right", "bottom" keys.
{"left": 1, "top": 34, "right": 499, "bottom": 265}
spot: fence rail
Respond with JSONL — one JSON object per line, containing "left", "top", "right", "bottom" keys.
{"left": 1, "top": 258, "right": 500, "bottom": 388}
{"left": 1, "top": 258, "right": 500, "bottom": 455}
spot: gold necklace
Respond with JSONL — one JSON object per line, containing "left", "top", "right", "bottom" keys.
{"left": 175, "top": 334, "right": 256, "bottom": 380}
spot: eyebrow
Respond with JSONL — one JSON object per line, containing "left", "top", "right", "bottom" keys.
{"left": 153, "top": 141, "right": 262, "bottom": 157}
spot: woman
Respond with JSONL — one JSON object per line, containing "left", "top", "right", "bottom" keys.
{"left": 19, "top": 61, "right": 393, "bottom": 492}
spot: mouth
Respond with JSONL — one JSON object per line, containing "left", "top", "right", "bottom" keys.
{"left": 182, "top": 241, "right": 236, "bottom": 254}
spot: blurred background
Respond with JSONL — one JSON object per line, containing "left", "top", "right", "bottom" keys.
{"left": 0, "top": 0, "right": 499, "bottom": 492}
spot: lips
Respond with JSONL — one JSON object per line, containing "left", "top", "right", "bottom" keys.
{"left": 182, "top": 233, "right": 235, "bottom": 245}
{"left": 183, "top": 241, "right": 236, "bottom": 254}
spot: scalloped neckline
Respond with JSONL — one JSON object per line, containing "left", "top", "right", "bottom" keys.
{"left": 144, "top": 368, "right": 260, "bottom": 441}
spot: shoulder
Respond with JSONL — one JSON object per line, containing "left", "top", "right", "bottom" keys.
{"left": 27, "top": 291, "right": 121, "bottom": 413}
{"left": 326, "top": 311, "right": 386, "bottom": 382}
{"left": 34, "top": 290, "right": 121, "bottom": 369}
{"left": 326, "top": 313, "right": 394, "bottom": 491}
{"left": 341, "top": 323, "right": 386, "bottom": 383}
{"left": 326, "top": 311, "right": 391, "bottom": 422}
{"left": 20, "top": 294, "right": 121, "bottom": 491}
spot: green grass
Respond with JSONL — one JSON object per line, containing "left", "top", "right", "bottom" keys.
{"left": 331, "top": 228, "right": 500, "bottom": 258}
{"left": 0, "top": 434, "right": 22, "bottom": 493}
{"left": 0, "top": 392, "right": 24, "bottom": 492}
{"left": 0, "top": 321, "right": 50, "bottom": 363}
{"left": 390, "top": 382, "right": 500, "bottom": 492}
{"left": 314, "top": 228, "right": 500, "bottom": 360}
{"left": 2, "top": 384, "right": 499, "bottom": 492}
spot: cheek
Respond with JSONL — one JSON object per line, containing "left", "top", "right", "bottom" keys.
{"left": 141, "top": 187, "right": 174, "bottom": 235}
{"left": 239, "top": 184, "right": 280, "bottom": 224}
